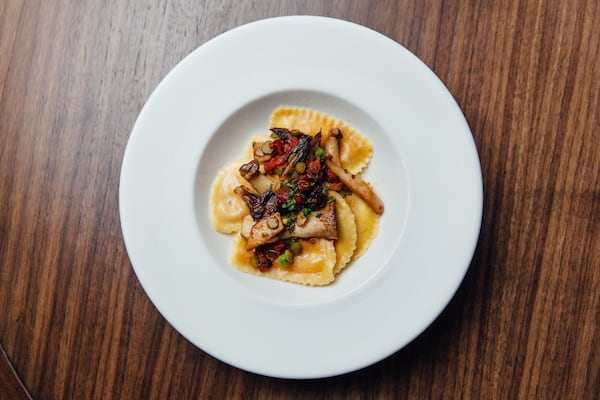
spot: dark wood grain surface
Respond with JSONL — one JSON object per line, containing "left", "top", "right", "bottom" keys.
{"left": 1, "top": 344, "right": 31, "bottom": 399}
{"left": 1, "top": 0, "right": 598, "bottom": 398}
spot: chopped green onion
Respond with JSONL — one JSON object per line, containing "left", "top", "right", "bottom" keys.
{"left": 286, "top": 181, "right": 299, "bottom": 193}
{"left": 315, "top": 147, "right": 326, "bottom": 159}
{"left": 282, "top": 212, "right": 297, "bottom": 226}
{"left": 282, "top": 198, "right": 296, "bottom": 211}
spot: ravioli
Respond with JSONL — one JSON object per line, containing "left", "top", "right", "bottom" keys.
{"left": 345, "top": 194, "right": 379, "bottom": 261}
{"left": 270, "top": 107, "right": 373, "bottom": 174}
{"left": 329, "top": 191, "right": 357, "bottom": 274}
{"left": 230, "top": 235, "right": 336, "bottom": 285}
{"left": 208, "top": 107, "right": 383, "bottom": 285}
{"left": 209, "top": 160, "right": 252, "bottom": 234}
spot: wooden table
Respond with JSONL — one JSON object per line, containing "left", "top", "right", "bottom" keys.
{"left": 1, "top": 1, "right": 598, "bottom": 398}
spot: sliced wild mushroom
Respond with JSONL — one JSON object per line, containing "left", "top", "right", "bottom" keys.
{"left": 270, "top": 127, "right": 294, "bottom": 140}
{"left": 280, "top": 202, "right": 338, "bottom": 240}
{"left": 240, "top": 202, "right": 338, "bottom": 242}
{"left": 240, "top": 215, "right": 254, "bottom": 240}
{"left": 325, "top": 127, "right": 343, "bottom": 167}
{"left": 246, "top": 212, "right": 285, "bottom": 249}
{"left": 252, "top": 141, "right": 273, "bottom": 162}
{"left": 239, "top": 160, "right": 260, "bottom": 180}
{"left": 325, "top": 160, "right": 384, "bottom": 215}
{"left": 323, "top": 129, "right": 384, "bottom": 215}
{"left": 281, "top": 132, "right": 322, "bottom": 178}
{"left": 295, "top": 211, "right": 308, "bottom": 227}
{"left": 234, "top": 186, "right": 278, "bottom": 220}
{"left": 252, "top": 174, "right": 276, "bottom": 194}
{"left": 238, "top": 160, "right": 275, "bottom": 194}
{"left": 261, "top": 141, "right": 274, "bottom": 155}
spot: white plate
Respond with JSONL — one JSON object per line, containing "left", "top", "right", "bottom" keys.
{"left": 119, "top": 16, "right": 482, "bottom": 379}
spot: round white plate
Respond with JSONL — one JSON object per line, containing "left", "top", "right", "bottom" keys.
{"left": 119, "top": 16, "right": 482, "bottom": 379}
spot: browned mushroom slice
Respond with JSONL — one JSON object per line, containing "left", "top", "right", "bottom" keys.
{"left": 323, "top": 129, "right": 383, "bottom": 214}
{"left": 249, "top": 174, "right": 275, "bottom": 193}
{"left": 252, "top": 141, "right": 273, "bottom": 163}
{"left": 325, "top": 127, "right": 343, "bottom": 167}
{"left": 240, "top": 202, "right": 338, "bottom": 242}
{"left": 280, "top": 202, "right": 338, "bottom": 241}
{"left": 246, "top": 213, "right": 285, "bottom": 249}
{"left": 281, "top": 131, "right": 321, "bottom": 178}
{"left": 325, "top": 160, "right": 384, "bottom": 215}
{"left": 234, "top": 186, "right": 278, "bottom": 220}
{"left": 240, "top": 215, "right": 254, "bottom": 240}
{"left": 238, "top": 159, "right": 260, "bottom": 181}
{"left": 238, "top": 160, "right": 275, "bottom": 194}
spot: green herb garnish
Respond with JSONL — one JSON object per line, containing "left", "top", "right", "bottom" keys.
{"left": 314, "top": 147, "right": 326, "bottom": 159}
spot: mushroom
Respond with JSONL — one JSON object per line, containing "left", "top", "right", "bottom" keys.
{"left": 326, "top": 160, "right": 384, "bottom": 215}
{"left": 325, "top": 127, "right": 343, "bottom": 167}
{"left": 252, "top": 141, "right": 273, "bottom": 163}
{"left": 323, "top": 128, "right": 384, "bottom": 214}
{"left": 240, "top": 202, "right": 338, "bottom": 243}
{"left": 281, "top": 131, "right": 322, "bottom": 178}
{"left": 234, "top": 186, "right": 278, "bottom": 220}
{"left": 246, "top": 213, "right": 285, "bottom": 249}
{"left": 239, "top": 160, "right": 275, "bottom": 193}
{"left": 279, "top": 202, "right": 338, "bottom": 240}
